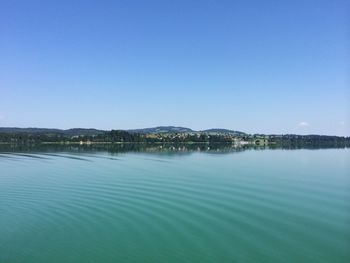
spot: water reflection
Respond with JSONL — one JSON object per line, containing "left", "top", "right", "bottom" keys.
{"left": 0, "top": 142, "right": 348, "bottom": 155}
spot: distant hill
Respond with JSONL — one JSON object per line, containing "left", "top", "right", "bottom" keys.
{"left": 201, "top": 129, "right": 246, "bottom": 135}
{"left": 128, "top": 126, "right": 194, "bottom": 134}
{"left": 0, "top": 127, "right": 62, "bottom": 134}
{"left": 0, "top": 126, "right": 246, "bottom": 135}
{"left": 0, "top": 127, "right": 106, "bottom": 136}
{"left": 127, "top": 126, "right": 246, "bottom": 135}
{"left": 63, "top": 128, "right": 107, "bottom": 136}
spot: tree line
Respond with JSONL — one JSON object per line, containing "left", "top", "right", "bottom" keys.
{"left": 0, "top": 130, "right": 349, "bottom": 147}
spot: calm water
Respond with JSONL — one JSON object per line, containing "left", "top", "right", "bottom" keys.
{"left": 0, "top": 148, "right": 349, "bottom": 262}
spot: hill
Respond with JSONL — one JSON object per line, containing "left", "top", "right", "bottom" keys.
{"left": 0, "top": 127, "right": 106, "bottom": 136}
{"left": 127, "top": 126, "right": 194, "bottom": 134}
{"left": 201, "top": 128, "right": 246, "bottom": 135}
{"left": 0, "top": 126, "right": 246, "bottom": 135}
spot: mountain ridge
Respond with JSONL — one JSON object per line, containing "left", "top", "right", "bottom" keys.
{"left": 0, "top": 126, "right": 245, "bottom": 136}
{"left": 1, "top": 126, "right": 347, "bottom": 137}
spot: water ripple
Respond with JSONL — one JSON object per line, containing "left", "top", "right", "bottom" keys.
{"left": 1, "top": 150, "right": 349, "bottom": 262}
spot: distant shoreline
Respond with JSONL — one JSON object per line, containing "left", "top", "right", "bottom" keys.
{"left": 0, "top": 141, "right": 248, "bottom": 145}
{"left": 1, "top": 128, "right": 349, "bottom": 148}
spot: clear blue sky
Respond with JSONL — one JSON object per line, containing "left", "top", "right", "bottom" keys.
{"left": 0, "top": 0, "right": 349, "bottom": 135}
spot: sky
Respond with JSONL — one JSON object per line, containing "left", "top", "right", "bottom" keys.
{"left": 0, "top": 0, "right": 349, "bottom": 135}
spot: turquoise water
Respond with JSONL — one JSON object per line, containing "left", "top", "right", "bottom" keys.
{"left": 0, "top": 148, "right": 349, "bottom": 262}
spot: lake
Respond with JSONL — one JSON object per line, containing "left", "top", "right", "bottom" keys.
{"left": 0, "top": 146, "right": 349, "bottom": 262}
